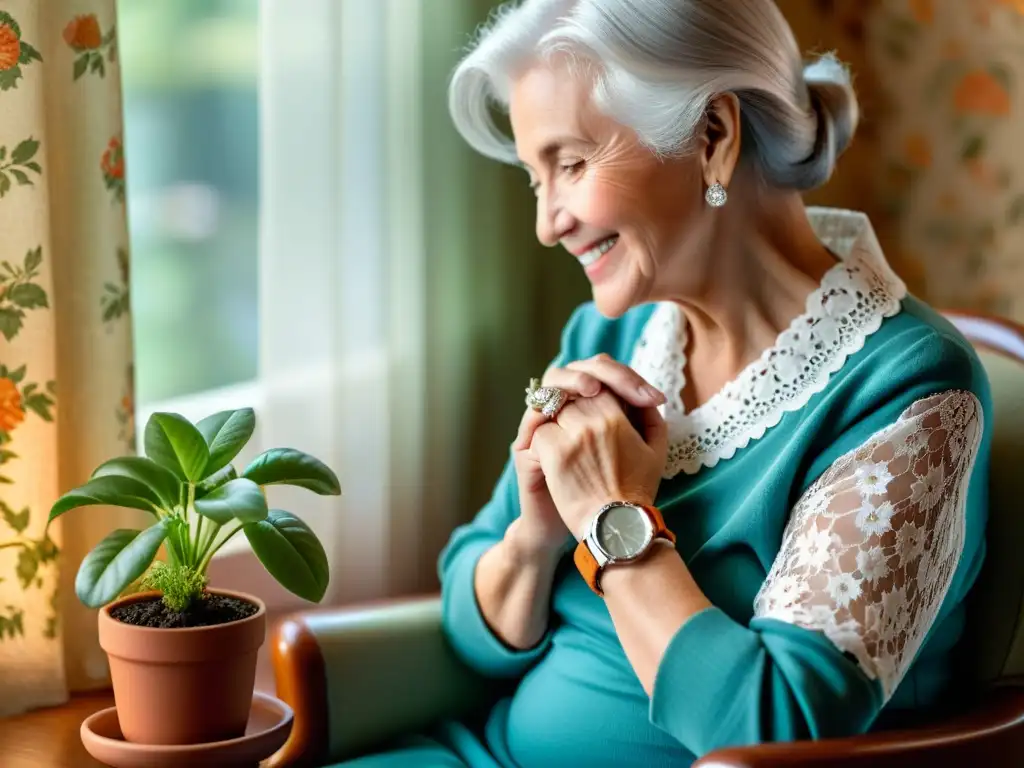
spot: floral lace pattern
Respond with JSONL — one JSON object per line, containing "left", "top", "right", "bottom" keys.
{"left": 753, "top": 390, "right": 983, "bottom": 700}
{"left": 629, "top": 209, "right": 908, "bottom": 478}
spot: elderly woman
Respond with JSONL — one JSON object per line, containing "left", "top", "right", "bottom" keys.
{"left": 343, "top": 1, "right": 991, "bottom": 766}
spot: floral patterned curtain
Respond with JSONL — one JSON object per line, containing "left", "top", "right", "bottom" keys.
{"left": 779, "top": 0, "right": 1024, "bottom": 318}
{"left": 0, "top": 0, "right": 136, "bottom": 717}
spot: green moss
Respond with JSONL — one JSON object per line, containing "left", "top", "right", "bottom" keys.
{"left": 140, "top": 561, "right": 207, "bottom": 612}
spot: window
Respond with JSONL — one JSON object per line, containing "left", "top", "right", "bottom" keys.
{"left": 119, "top": 0, "right": 259, "bottom": 406}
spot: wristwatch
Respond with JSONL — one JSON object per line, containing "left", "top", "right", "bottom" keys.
{"left": 574, "top": 501, "right": 676, "bottom": 596}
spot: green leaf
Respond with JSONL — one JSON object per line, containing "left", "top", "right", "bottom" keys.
{"left": 0, "top": 173, "right": 11, "bottom": 197}
{"left": 24, "top": 247, "right": 42, "bottom": 273}
{"left": 9, "top": 168, "right": 30, "bottom": 186}
{"left": 0, "top": 449, "right": 18, "bottom": 464}
{"left": 23, "top": 161, "right": 41, "bottom": 173}
{"left": 0, "top": 307, "right": 24, "bottom": 340}
{"left": 7, "top": 282, "right": 47, "bottom": 309}
{"left": 23, "top": 392, "right": 54, "bottom": 421}
{"left": 16, "top": 547, "right": 38, "bottom": 589}
{"left": 244, "top": 510, "right": 329, "bottom": 602}
{"left": 962, "top": 136, "right": 985, "bottom": 160}
{"left": 75, "top": 522, "right": 170, "bottom": 608}
{"left": 73, "top": 56, "right": 88, "bottom": 80}
{"left": 8, "top": 364, "right": 25, "bottom": 383}
{"left": 144, "top": 412, "right": 209, "bottom": 482}
{"left": 195, "top": 463, "right": 237, "bottom": 498}
{"left": 0, "top": 10, "right": 22, "bottom": 37}
{"left": 1008, "top": 194, "right": 1024, "bottom": 226}
{"left": 91, "top": 456, "right": 181, "bottom": 511}
{"left": 48, "top": 474, "right": 162, "bottom": 524}
{"left": 11, "top": 138, "right": 38, "bottom": 165}
{"left": 990, "top": 63, "right": 1013, "bottom": 92}
{"left": 0, "top": 145, "right": 5, "bottom": 161}
{"left": 196, "top": 408, "right": 255, "bottom": 475}
{"left": 35, "top": 535, "right": 58, "bottom": 563}
{"left": 194, "top": 478, "right": 268, "bottom": 525}
{"left": 19, "top": 41, "right": 42, "bottom": 64}
{"left": 0, "top": 67, "right": 21, "bottom": 92}
{"left": 102, "top": 298, "right": 122, "bottom": 322}
{"left": 0, "top": 502, "right": 29, "bottom": 533}
{"left": 243, "top": 448, "right": 341, "bottom": 495}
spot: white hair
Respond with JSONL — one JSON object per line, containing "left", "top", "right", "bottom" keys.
{"left": 448, "top": 0, "right": 858, "bottom": 191}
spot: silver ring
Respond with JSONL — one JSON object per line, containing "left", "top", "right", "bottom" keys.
{"left": 525, "top": 378, "right": 569, "bottom": 419}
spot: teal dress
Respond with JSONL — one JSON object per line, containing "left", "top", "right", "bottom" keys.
{"left": 338, "top": 210, "right": 991, "bottom": 766}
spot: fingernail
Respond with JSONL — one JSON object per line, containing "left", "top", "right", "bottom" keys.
{"left": 641, "top": 385, "right": 666, "bottom": 404}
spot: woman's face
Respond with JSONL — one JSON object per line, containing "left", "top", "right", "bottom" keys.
{"left": 509, "top": 62, "right": 708, "bottom": 318}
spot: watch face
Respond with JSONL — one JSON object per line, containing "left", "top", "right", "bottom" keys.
{"left": 595, "top": 504, "right": 651, "bottom": 559}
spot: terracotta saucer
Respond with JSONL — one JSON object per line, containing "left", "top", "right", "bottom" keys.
{"left": 80, "top": 691, "right": 293, "bottom": 767}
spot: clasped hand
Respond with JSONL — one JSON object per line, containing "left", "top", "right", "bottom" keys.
{"left": 512, "top": 354, "right": 669, "bottom": 545}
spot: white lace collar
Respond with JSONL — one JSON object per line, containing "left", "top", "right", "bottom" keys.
{"left": 629, "top": 208, "right": 907, "bottom": 479}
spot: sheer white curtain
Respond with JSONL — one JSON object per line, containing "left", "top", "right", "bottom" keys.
{"left": 258, "top": 0, "right": 441, "bottom": 601}
{"left": 255, "top": 0, "right": 590, "bottom": 604}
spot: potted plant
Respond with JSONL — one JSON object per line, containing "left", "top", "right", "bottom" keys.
{"left": 48, "top": 407, "right": 339, "bottom": 746}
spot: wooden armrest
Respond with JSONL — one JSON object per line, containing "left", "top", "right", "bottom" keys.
{"left": 695, "top": 686, "right": 1024, "bottom": 767}
{"left": 267, "top": 594, "right": 490, "bottom": 767}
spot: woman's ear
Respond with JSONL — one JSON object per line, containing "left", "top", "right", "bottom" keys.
{"left": 698, "top": 93, "right": 742, "bottom": 189}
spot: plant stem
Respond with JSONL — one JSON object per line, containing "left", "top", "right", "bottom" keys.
{"left": 195, "top": 519, "right": 222, "bottom": 570}
{"left": 186, "top": 483, "right": 200, "bottom": 565}
{"left": 193, "top": 513, "right": 203, "bottom": 566}
{"left": 197, "top": 522, "right": 243, "bottom": 574}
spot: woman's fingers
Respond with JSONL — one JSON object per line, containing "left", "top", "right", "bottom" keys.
{"left": 516, "top": 355, "right": 665, "bottom": 451}
{"left": 540, "top": 367, "right": 602, "bottom": 398}
{"left": 514, "top": 405, "right": 553, "bottom": 451}
{"left": 566, "top": 354, "right": 666, "bottom": 407}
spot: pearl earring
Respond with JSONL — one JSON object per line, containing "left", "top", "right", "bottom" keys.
{"left": 705, "top": 182, "right": 727, "bottom": 208}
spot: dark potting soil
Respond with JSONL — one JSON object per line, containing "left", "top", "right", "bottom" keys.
{"left": 110, "top": 594, "right": 258, "bottom": 628}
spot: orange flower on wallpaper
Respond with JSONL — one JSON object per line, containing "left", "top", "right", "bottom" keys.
{"left": 904, "top": 133, "right": 932, "bottom": 168}
{"left": 0, "top": 19, "right": 19, "bottom": 70}
{"left": 0, "top": 377, "right": 25, "bottom": 432}
{"left": 0, "top": 10, "right": 42, "bottom": 91}
{"left": 909, "top": 0, "right": 934, "bottom": 24}
{"left": 63, "top": 14, "right": 102, "bottom": 50}
{"left": 954, "top": 70, "right": 1011, "bottom": 116}
{"left": 101, "top": 135, "right": 126, "bottom": 204}
{"left": 101, "top": 136, "right": 124, "bottom": 179}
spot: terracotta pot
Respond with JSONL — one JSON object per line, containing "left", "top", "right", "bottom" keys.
{"left": 97, "top": 588, "right": 267, "bottom": 746}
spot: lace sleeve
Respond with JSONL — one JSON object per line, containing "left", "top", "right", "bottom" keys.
{"left": 753, "top": 390, "right": 984, "bottom": 700}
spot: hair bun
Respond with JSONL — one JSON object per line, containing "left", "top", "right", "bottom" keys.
{"left": 799, "top": 52, "right": 859, "bottom": 188}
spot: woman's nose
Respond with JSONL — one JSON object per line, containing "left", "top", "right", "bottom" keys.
{"left": 536, "top": 191, "right": 576, "bottom": 247}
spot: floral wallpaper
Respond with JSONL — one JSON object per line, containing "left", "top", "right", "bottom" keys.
{"left": 780, "top": 0, "right": 1024, "bottom": 318}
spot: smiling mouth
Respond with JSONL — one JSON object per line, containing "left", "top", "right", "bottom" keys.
{"left": 577, "top": 236, "right": 619, "bottom": 267}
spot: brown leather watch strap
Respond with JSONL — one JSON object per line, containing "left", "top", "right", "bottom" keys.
{"left": 574, "top": 504, "right": 675, "bottom": 596}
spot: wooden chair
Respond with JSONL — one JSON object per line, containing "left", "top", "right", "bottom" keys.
{"left": 267, "top": 310, "right": 1024, "bottom": 767}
